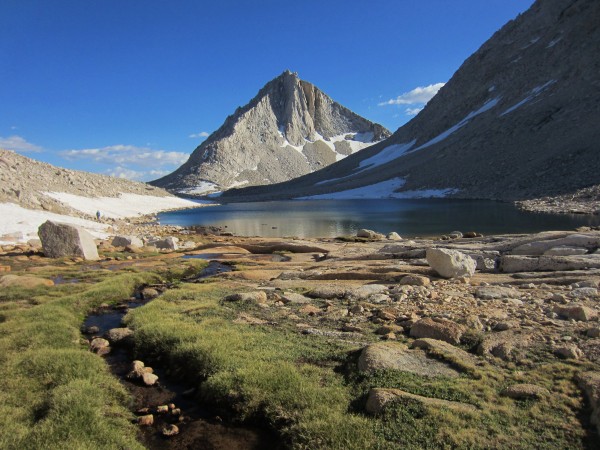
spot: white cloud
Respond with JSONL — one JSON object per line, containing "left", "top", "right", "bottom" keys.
{"left": 379, "top": 83, "right": 445, "bottom": 106}
{"left": 59, "top": 145, "right": 189, "bottom": 168}
{"left": 59, "top": 144, "right": 189, "bottom": 182}
{"left": 405, "top": 107, "right": 424, "bottom": 116}
{"left": 0, "top": 135, "right": 43, "bottom": 153}
{"left": 189, "top": 131, "right": 209, "bottom": 138}
{"left": 107, "top": 166, "right": 172, "bottom": 182}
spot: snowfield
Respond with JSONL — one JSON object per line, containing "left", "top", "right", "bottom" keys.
{"left": 0, "top": 202, "right": 110, "bottom": 244}
{"left": 44, "top": 192, "right": 199, "bottom": 219}
{"left": 0, "top": 193, "right": 200, "bottom": 244}
{"left": 299, "top": 178, "right": 458, "bottom": 200}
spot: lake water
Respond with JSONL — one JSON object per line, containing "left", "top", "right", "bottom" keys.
{"left": 158, "top": 199, "right": 600, "bottom": 238}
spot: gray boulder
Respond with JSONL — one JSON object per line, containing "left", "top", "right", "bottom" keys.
{"left": 38, "top": 220, "right": 99, "bottom": 260}
{"left": 148, "top": 236, "right": 179, "bottom": 250}
{"left": 426, "top": 248, "right": 476, "bottom": 278}
{"left": 409, "top": 318, "right": 465, "bottom": 345}
{"left": 111, "top": 235, "right": 144, "bottom": 248}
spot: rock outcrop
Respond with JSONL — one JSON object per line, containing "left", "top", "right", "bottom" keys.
{"left": 38, "top": 220, "right": 99, "bottom": 260}
{"left": 0, "top": 148, "right": 174, "bottom": 218}
{"left": 151, "top": 70, "right": 389, "bottom": 193}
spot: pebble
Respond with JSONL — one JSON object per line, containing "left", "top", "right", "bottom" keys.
{"left": 137, "top": 414, "right": 154, "bottom": 426}
{"left": 162, "top": 424, "right": 179, "bottom": 437}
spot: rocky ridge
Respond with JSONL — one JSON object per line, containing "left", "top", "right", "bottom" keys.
{"left": 151, "top": 70, "right": 389, "bottom": 193}
{"left": 221, "top": 0, "right": 600, "bottom": 205}
{"left": 0, "top": 148, "right": 177, "bottom": 219}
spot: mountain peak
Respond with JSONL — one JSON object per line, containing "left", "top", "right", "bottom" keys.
{"left": 151, "top": 73, "right": 390, "bottom": 194}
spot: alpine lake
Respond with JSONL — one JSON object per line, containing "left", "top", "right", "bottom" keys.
{"left": 158, "top": 199, "right": 600, "bottom": 238}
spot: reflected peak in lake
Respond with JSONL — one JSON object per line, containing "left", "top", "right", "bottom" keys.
{"left": 158, "top": 199, "right": 600, "bottom": 238}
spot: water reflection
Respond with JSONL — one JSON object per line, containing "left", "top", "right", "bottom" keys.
{"left": 159, "top": 199, "right": 600, "bottom": 238}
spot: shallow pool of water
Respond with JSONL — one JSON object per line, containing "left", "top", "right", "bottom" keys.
{"left": 159, "top": 199, "right": 600, "bottom": 238}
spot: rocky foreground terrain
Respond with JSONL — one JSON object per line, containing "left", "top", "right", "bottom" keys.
{"left": 1, "top": 221, "right": 599, "bottom": 448}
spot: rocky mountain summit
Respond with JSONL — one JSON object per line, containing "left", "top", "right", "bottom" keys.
{"left": 151, "top": 70, "right": 390, "bottom": 194}
{"left": 222, "top": 0, "right": 600, "bottom": 203}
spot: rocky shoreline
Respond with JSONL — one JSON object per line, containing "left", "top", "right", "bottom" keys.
{"left": 516, "top": 185, "right": 600, "bottom": 216}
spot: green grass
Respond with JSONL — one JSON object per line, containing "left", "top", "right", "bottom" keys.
{"left": 0, "top": 270, "right": 160, "bottom": 449}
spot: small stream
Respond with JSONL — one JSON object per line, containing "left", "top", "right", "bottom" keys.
{"left": 83, "top": 261, "right": 282, "bottom": 450}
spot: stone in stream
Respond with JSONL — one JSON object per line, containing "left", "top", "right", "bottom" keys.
{"left": 105, "top": 327, "right": 134, "bottom": 347}
{"left": 127, "top": 360, "right": 155, "bottom": 380}
{"left": 38, "top": 220, "right": 99, "bottom": 260}
{"left": 141, "top": 287, "right": 160, "bottom": 300}
{"left": 142, "top": 372, "right": 159, "bottom": 386}
{"left": 162, "top": 424, "right": 180, "bottom": 437}
{"left": 89, "top": 337, "right": 110, "bottom": 355}
{"left": 426, "top": 248, "right": 476, "bottom": 278}
{"left": 137, "top": 414, "right": 154, "bottom": 426}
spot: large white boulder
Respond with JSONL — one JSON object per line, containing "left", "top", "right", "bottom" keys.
{"left": 38, "top": 220, "right": 99, "bottom": 260}
{"left": 426, "top": 248, "right": 476, "bottom": 278}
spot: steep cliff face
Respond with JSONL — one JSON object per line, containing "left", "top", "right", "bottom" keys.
{"left": 151, "top": 71, "right": 389, "bottom": 193}
{"left": 222, "top": 0, "right": 600, "bottom": 202}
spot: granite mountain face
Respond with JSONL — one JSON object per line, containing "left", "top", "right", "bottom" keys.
{"left": 222, "top": 0, "right": 600, "bottom": 202}
{"left": 151, "top": 71, "right": 390, "bottom": 194}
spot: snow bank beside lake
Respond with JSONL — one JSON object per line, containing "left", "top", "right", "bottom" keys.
{"left": 44, "top": 192, "right": 199, "bottom": 219}
{"left": 0, "top": 202, "right": 110, "bottom": 244}
{"left": 0, "top": 193, "right": 200, "bottom": 244}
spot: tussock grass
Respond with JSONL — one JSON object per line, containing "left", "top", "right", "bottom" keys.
{"left": 0, "top": 271, "right": 159, "bottom": 449}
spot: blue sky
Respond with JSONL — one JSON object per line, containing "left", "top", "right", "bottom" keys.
{"left": 0, "top": 0, "right": 534, "bottom": 181}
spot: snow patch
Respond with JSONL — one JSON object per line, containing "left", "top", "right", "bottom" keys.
{"left": 178, "top": 181, "right": 220, "bottom": 195}
{"left": 300, "top": 178, "right": 458, "bottom": 200}
{"left": 43, "top": 192, "right": 199, "bottom": 219}
{"left": 358, "top": 141, "right": 416, "bottom": 170}
{"left": 410, "top": 98, "right": 501, "bottom": 152}
{"left": 500, "top": 80, "right": 556, "bottom": 116}
{"left": 299, "top": 178, "right": 407, "bottom": 199}
{"left": 0, "top": 202, "right": 110, "bottom": 244}
{"left": 227, "top": 180, "right": 249, "bottom": 189}
{"left": 547, "top": 37, "right": 562, "bottom": 48}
